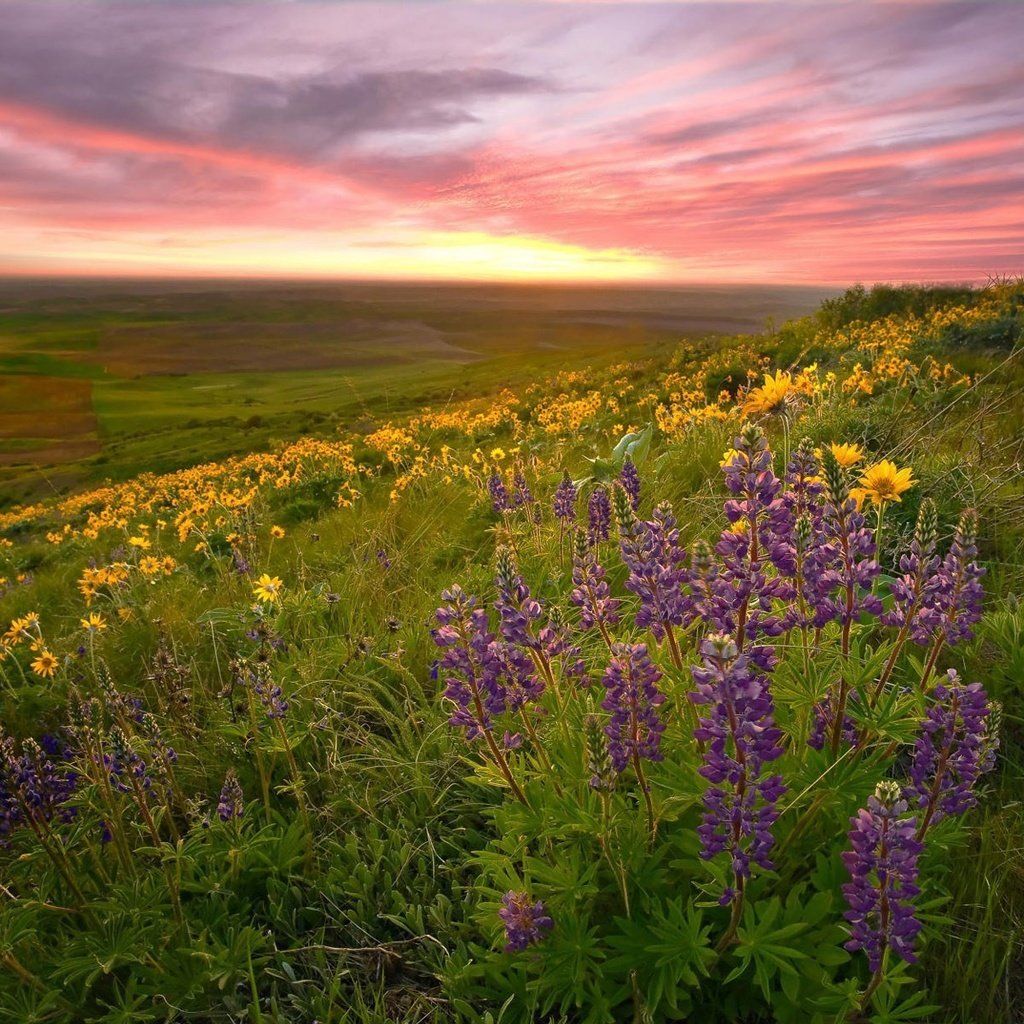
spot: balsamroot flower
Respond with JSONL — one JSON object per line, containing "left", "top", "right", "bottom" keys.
{"left": 741, "top": 370, "right": 798, "bottom": 420}
{"left": 217, "top": 768, "right": 244, "bottom": 821}
{"left": 858, "top": 460, "right": 916, "bottom": 506}
{"left": 689, "top": 634, "right": 785, "bottom": 892}
{"left": 842, "top": 780, "right": 923, "bottom": 973}
{"left": 499, "top": 891, "right": 553, "bottom": 952}
{"left": 907, "top": 670, "right": 995, "bottom": 836}
{"left": 600, "top": 642, "right": 667, "bottom": 773}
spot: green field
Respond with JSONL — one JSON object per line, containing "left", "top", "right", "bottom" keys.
{"left": 0, "top": 279, "right": 831, "bottom": 502}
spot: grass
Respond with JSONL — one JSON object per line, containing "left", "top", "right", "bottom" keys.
{"left": 0, "top": 280, "right": 1021, "bottom": 1023}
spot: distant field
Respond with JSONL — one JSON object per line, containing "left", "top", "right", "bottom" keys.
{"left": 0, "top": 278, "right": 834, "bottom": 504}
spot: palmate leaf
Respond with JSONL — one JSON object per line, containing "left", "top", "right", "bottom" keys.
{"left": 604, "top": 902, "right": 714, "bottom": 1016}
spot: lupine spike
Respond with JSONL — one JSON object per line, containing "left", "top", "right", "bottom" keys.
{"left": 611, "top": 482, "right": 635, "bottom": 534}
{"left": 821, "top": 446, "right": 850, "bottom": 507}
{"left": 585, "top": 713, "right": 617, "bottom": 792}
{"left": 915, "top": 498, "right": 938, "bottom": 554}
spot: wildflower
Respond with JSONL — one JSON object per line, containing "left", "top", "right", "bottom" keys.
{"left": 252, "top": 574, "right": 284, "bottom": 604}
{"left": 689, "top": 634, "right": 785, "bottom": 894}
{"left": 217, "top": 769, "right": 244, "bottom": 821}
{"left": 433, "top": 585, "right": 505, "bottom": 741}
{"left": 741, "top": 370, "right": 798, "bottom": 419}
{"left": 569, "top": 530, "right": 620, "bottom": 638}
{"left": 30, "top": 650, "right": 59, "bottom": 678}
{"left": 842, "top": 780, "right": 923, "bottom": 973}
{"left": 619, "top": 455, "right": 641, "bottom": 511}
{"left": 587, "top": 486, "right": 611, "bottom": 546}
{"left": 858, "top": 460, "right": 916, "bottom": 506}
{"left": 270, "top": 525, "right": 286, "bottom": 539}
{"left": 883, "top": 498, "right": 941, "bottom": 646}
{"left": 488, "top": 470, "right": 510, "bottom": 514}
{"left": 128, "top": 536, "right": 151, "bottom": 550}
{"left": 927, "top": 509, "right": 985, "bottom": 647}
{"left": 139, "top": 556, "right": 161, "bottom": 576}
{"left": 600, "top": 642, "right": 667, "bottom": 773}
{"left": 907, "top": 671, "right": 995, "bottom": 836}
{"left": 828, "top": 442, "right": 866, "bottom": 469}
{"left": 499, "top": 891, "right": 553, "bottom": 952}
{"left": 80, "top": 612, "right": 107, "bottom": 635}
{"left": 553, "top": 472, "right": 577, "bottom": 522}
{"left": 161, "top": 556, "right": 176, "bottom": 575}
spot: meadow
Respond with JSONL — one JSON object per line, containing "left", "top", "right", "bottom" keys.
{"left": 0, "top": 279, "right": 1022, "bottom": 1023}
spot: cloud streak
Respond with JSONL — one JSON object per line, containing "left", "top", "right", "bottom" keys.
{"left": 0, "top": 2, "right": 1021, "bottom": 283}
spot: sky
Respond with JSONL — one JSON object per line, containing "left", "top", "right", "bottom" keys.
{"left": 1, "top": 1, "right": 1022, "bottom": 285}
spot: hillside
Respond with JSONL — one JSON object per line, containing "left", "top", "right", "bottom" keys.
{"left": 0, "top": 282, "right": 1022, "bottom": 1023}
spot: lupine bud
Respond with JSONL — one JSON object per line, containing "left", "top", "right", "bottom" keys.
{"left": 611, "top": 482, "right": 635, "bottom": 535}
{"left": 585, "top": 714, "right": 616, "bottom": 792}
{"left": 794, "top": 513, "right": 813, "bottom": 554}
{"left": 822, "top": 446, "right": 850, "bottom": 508}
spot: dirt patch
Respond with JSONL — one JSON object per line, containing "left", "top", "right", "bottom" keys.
{"left": 0, "top": 375, "right": 98, "bottom": 467}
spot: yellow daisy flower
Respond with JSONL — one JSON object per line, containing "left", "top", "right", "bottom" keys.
{"left": 31, "top": 650, "right": 59, "bottom": 678}
{"left": 80, "top": 612, "right": 107, "bottom": 634}
{"left": 828, "top": 442, "right": 866, "bottom": 469}
{"left": 253, "top": 574, "right": 284, "bottom": 603}
{"left": 741, "top": 370, "right": 797, "bottom": 418}
{"left": 859, "top": 461, "right": 916, "bottom": 505}
{"left": 270, "top": 525, "right": 286, "bottom": 539}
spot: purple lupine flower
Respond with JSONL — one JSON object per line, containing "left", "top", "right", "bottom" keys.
{"left": 232, "top": 552, "right": 251, "bottom": 575}
{"left": 713, "top": 425, "right": 794, "bottom": 669}
{"left": 0, "top": 733, "right": 79, "bottom": 843}
{"left": 491, "top": 640, "right": 545, "bottom": 711}
{"left": 883, "top": 499, "right": 941, "bottom": 645}
{"left": 907, "top": 670, "right": 995, "bottom": 835}
{"left": 488, "top": 470, "right": 510, "bottom": 514}
{"left": 537, "top": 603, "right": 588, "bottom": 688}
{"left": 250, "top": 663, "right": 289, "bottom": 719}
{"left": 820, "top": 448, "right": 883, "bottom": 628}
{"left": 434, "top": 585, "right": 505, "bottom": 741}
{"left": 499, "top": 891, "right": 553, "bottom": 952}
{"left": 842, "top": 780, "right": 923, "bottom": 973}
{"left": 783, "top": 441, "right": 838, "bottom": 629}
{"left": 217, "top": 769, "right": 244, "bottom": 821}
{"left": 600, "top": 642, "right": 667, "bottom": 772}
{"left": 553, "top": 472, "right": 578, "bottom": 522}
{"left": 689, "top": 634, "right": 785, "bottom": 893}
{"left": 587, "top": 486, "right": 611, "bottom": 546}
{"left": 620, "top": 455, "right": 641, "bottom": 512}
{"left": 808, "top": 694, "right": 859, "bottom": 751}
{"left": 494, "top": 546, "right": 544, "bottom": 652}
{"left": 927, "top": 509, "right": 985, "bottom": 647}
{"left": 376, "top": 548, "right": 392, "bottom": 570}
{"left": 512, "top": 466, "right": 535, "bottom": 508}
{"left": 569, "top": 530, "right": 620, "bottom": 635}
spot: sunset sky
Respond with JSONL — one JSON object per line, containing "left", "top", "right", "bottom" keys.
{"left": 1, "top": 2, "right": 1022, "bottom": 285}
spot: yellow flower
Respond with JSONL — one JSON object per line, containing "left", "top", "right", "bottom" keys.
{"left": 489, "top": 447, "right": 507, "bottom": 462}
{"left": 128, "top": 536, "right": 151, "bottom": 550}
{"left": 139, "top": 556, "right": 161, "bottom": 576}
{"left": 80, "top": 612, "right": 107, "bottom": 634}
{"left": 161, "top": 556, "right": 177, "bottom": 575}
{"left": 270, "top": 525, "right": 286, "bottom": 539}
{"left": 31, "top": 649, "right": 59, "bottom": 678}
{"left": 253, "top": 573, "right": 284, "bottom": 603}
{"left": 719, "top": 447, "right": 743, "bottom": 468}
{"left": 859, "top": 461, "right": 916, "bottom": 505}
{"left": 741, "top": 370, "right": 797, "bottom": 418}
{"left": 828, "top": 442, "right": 866, "bottom": 469}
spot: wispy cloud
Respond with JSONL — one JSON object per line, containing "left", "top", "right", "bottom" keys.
{"left": 0, "top": 2, "right": 1021, "bottom": 282}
